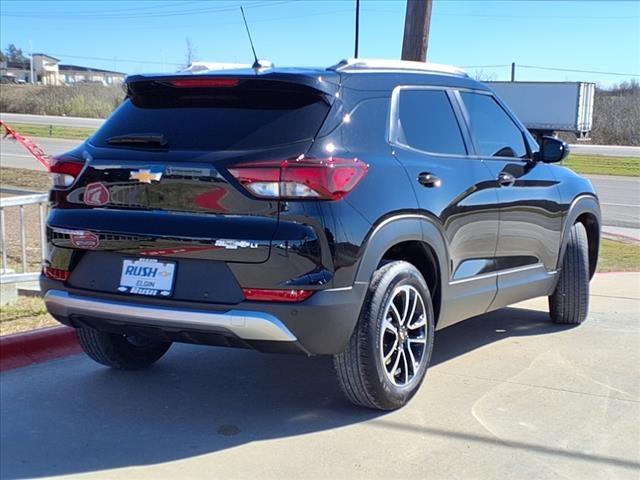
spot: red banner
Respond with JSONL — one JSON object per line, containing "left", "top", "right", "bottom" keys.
{"left": 0, "top": 120, "right": 50, "bottom": 169}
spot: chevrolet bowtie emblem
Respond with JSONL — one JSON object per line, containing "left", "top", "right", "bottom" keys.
{"left": 130, "top": 169, "right": 163, "bottom": 183}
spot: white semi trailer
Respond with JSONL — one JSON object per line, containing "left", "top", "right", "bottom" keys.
{"left": 486, "top": 81, "right": 596, "bottom": 140}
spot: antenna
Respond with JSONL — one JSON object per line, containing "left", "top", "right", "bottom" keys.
{"left": 240, "top": 6, "right": 260, "bottom": 69}
{"left": 354, "top": 0, "right": 360, "bottom": 58}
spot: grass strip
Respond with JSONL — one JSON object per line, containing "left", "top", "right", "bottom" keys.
{"left": 7, "top": 122, "right": 96, "bottom": 141}
{"left": 597, "top": 238, "right": 640, "bottom": 272}
{"left": 563, "top": 154, "right": 639, "bottom": 177}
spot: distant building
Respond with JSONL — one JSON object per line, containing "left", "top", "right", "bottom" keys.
{"left": 0, "top": 53, "right": 126, "bottom": 86}
{"left": 0, "top": 59, "right": 30, "bottom": 83}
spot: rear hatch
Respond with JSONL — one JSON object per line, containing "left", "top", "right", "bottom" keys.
{"left": 48, "top": 72, "right": 337, "bottom": 265}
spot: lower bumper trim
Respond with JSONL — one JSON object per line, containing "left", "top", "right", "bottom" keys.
{"left": 43, "top": 290, "right": 297, "bottom": 343}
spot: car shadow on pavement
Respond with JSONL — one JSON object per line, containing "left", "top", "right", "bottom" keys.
{"left": 430, "top": 306, "right": 576, "bottom": 367}
{"left": 1, "top": 306, "right": 574, "bottom": 479}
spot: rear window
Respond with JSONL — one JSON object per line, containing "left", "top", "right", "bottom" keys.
{"left": 91, "top": 81, "right": 330, "bottom": 151}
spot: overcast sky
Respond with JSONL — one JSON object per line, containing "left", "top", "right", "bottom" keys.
{"left": 1, "top": 0, "right": 639, "bottom": 86}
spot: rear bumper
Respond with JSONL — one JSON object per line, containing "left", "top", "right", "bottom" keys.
{"left": 45, "top": 289, "right": 297, "bottom": 341}
{"left": 41, "top": 277, "right": 367, "bottom": 355}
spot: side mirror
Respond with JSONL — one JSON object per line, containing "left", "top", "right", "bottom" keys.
{"left": 535, "top": 136, "right": 570, "bottom": 163}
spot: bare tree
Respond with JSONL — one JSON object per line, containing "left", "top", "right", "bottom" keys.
{"left": 185, "top": 37, "right": 198, "bottom": 67}
{"left": 472, "top": 69, "right": 497, "bottom": 82}
{"left": 561, "top": 80, "right": 640, "bottom": 145}
{"left": 590, "top": 81, "right": 640, "bottom": 145}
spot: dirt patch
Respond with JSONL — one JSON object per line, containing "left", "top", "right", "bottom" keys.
{"left": 0, "top": 296, "right": 57, "bottom": 336}
{"left": 1, "top": 167, "right": 50, "bottom": 192}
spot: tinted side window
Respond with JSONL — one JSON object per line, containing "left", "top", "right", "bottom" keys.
{"left": 461, "top": 92, "right": 527, "bottom": 158}
{"left": 342, "top": 97, "right": 390, "bottom": 152}
{"left": 396, "top": 89, "right": 466, "bottom": 155}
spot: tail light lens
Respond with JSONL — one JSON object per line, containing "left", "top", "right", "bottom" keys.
{"left": 43, "top": 266, "right": 70, "bottom": 281}
{"left": 228, "top": 157, "right": 368, "bottom": 200}
{"left": 243, "top": 288, "right": 314, "bottom": 302}
{"left": 49, "top": 156, "right": 85, "bottom": 189}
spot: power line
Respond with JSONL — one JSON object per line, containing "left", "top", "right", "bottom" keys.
{"left": 461, "top": 64, "right": 640, "bottom": 77}
{"left": 38, "top": 7, "right": 354, "bottom": 66}
{"left": 364, "top": 7, "right": 639, "bottom": 20}
{"left": 0, "top": 1, "right": 206, "bottom": 15}
{"left": 47, "top": 53, "right": 182, "bottom": 66}
{"left": 438, "top": 12, "right": 638, "bottom": 20}
{"left": 1, "top": 7, "right": 353, "bottom": 32}
{"left": 461, "top": 64, "right": 510, "bottom": 69}
{"left": 0, "top": 1, "right": 288, "bottom": 20}
{"left": 518, "top": 64, "right": 640, "bottom": 77}
{"left": 0, "top": 2, "right": 250, "bottom": 18}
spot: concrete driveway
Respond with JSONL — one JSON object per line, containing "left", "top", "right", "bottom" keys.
{"left": 1, "top": 273, "right": 639, "bottom": 479}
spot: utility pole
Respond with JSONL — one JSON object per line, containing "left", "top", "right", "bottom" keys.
{"left": 511, "top": 62, "right": 516, "bottom": 81}
{"left": 29, "top": 40, "right": 34, "bottom": 84}
{"left": 354, "top": 0, "right": 360, "bottom": 58}
{"left": 401, "top": 0, "right": 433, "bottom": 62}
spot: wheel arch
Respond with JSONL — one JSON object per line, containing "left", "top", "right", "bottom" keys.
{"left": 558, "top": 195, "right": 601, "bottom": 279}
{"left": 355, "top": 215, "right": 449, "bottom": 324}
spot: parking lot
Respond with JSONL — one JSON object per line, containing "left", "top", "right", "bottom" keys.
{"left": 1, "top": 272, "right": 638, "bottom": 479}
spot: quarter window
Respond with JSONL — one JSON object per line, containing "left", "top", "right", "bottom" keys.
{"left": 396, "top": 89, "right": 466, "bottom": 155}
{"left": 461, "top": 92, "right": 527, "bottom": 158}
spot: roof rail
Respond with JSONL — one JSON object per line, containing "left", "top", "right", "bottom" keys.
{"left": 329, "top": 58, "right": 467, "bottom": 76}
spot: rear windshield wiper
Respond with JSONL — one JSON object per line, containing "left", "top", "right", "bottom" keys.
{"left": 106, "top": 133, "right": 169, "bottom": 149}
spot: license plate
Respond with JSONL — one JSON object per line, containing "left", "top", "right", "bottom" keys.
{"left": 118, "top": 258, "right": 176, "bottom": 297}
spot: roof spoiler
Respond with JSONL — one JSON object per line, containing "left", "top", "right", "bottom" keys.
{"left": 124, "top": 71, "right": 340, "bottom": 99}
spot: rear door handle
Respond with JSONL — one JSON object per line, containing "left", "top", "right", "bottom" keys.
{"left": 418, "top": 172, "right": 442, "bottom": 188}
{"left": 498, "top": 172, "right": 516, "bottom": 187}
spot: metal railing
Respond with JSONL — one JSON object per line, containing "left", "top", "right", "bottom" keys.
{"left": 0, "top": 193, "right": 49, "bottom": 284}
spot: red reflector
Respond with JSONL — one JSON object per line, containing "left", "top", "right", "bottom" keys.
{"left": 242, "top": 288, "right": 314, "bottom": 303}
{"left": 43, "top": 267, "right": 70, "bottom": 281}
{"left": 228, "top": 157, "right": 368, "bottom": 200}
{"left": 169, "top": 78, "right": 240, "bottom": 88}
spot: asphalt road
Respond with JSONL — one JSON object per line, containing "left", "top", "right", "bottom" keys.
{"left": 588, "top": 175, "right": 640, "bottom": 229}
{"left": 569, "top": 143, "right": 640, "bottom": 158}
{"left": 0, "top": 112, "right": 104, "bottom": 129}
{"left": 0, "top": 136, "right": 74, "bottom": 171}
{"left": 1, "top": 273, "right": 638, "bottom": 479}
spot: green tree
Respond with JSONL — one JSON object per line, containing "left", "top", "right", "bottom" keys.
{"left": 4, "top": 44, "right": 29, "bottom": 63}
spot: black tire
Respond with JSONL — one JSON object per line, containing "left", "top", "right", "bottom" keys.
{"left": 333, "top": 261, "right": 435, "bottom": 410}
{"left": 76, "top": 327, "right": 171, "bottom": 370}
{"left": 549, "top": 222, "right": 590, "bottom": 324}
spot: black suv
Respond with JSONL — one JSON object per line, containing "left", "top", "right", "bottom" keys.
{"left": 41, "top": 59, "right": 601, "bottom": 410}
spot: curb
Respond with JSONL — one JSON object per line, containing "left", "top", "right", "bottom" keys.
{"left": 0, "top": 326, "right": 81, "bottom": 372}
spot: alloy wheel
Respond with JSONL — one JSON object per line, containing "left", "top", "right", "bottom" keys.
{"left": 379, "top": 285, "right": 428, "bottom": 387}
